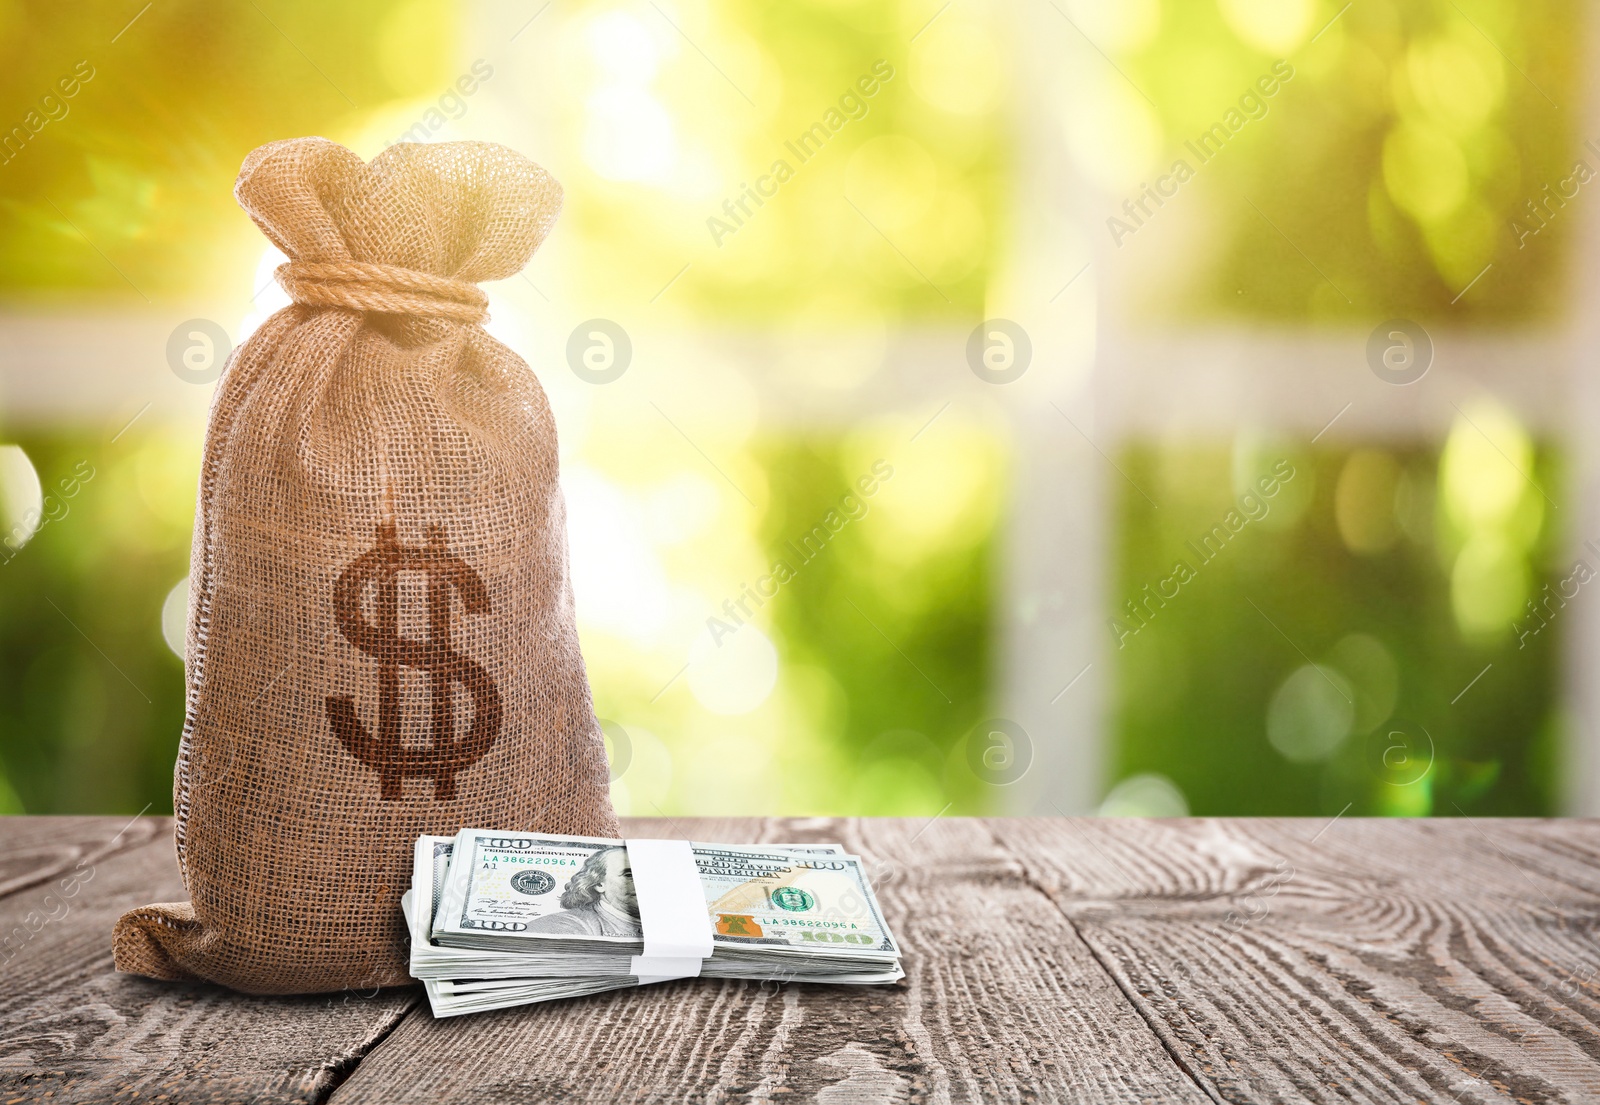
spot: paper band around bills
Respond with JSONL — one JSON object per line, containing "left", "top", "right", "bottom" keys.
{"left": 625, "top": 838, "right": 715, "bottom": 983}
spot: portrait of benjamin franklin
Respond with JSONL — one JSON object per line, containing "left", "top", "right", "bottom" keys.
{"left": 524, "top": 846, "right": 643, "bottom": 938}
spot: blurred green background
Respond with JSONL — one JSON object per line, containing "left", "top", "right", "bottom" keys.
{"left": 0, "top": 0, "right": 1582, "bottom": 817}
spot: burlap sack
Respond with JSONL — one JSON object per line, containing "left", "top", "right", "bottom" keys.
{"left": 113, "top": 137, "right": 619, "bottom": 994}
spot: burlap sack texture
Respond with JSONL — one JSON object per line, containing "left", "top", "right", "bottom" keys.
{"left": 112, "top": 137, "right": 620, "bottom": 994}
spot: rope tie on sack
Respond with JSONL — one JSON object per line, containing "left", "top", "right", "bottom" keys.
{"left": 276, "top": 261, "right": 489, "bottom": 324}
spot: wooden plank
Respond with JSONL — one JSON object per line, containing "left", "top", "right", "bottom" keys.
{"left": 0, "top": 813, "right": 165, "bottom": 902}
{"left": 994, "top": 815, "right": 1600, "bottom": 904}
{"left": 1, "top": 814, "right": 168, "bottom": 983}
{"left": 994, "top": 817, "right": 1600, "bottom": 1104}
{"left": 329, "top": 816, "right": 1209, "bottom": 1104}
{"left": 0, "top": 818, "right": 418, "bottom": 1105}
{"left": 18, "top": 815, "right": 1591, "bottom": 1104}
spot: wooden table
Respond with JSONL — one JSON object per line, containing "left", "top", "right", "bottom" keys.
{"left": 3, "top": 816, "right": 1598, "bottom": 1104}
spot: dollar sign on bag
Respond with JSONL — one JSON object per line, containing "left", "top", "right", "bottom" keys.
{"left": 326, "top": 522, "right": 502, "bottom": 800}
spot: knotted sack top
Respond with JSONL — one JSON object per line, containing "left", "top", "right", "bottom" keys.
{"left": 236, "top": 137, "right": 562, "bottom": 324}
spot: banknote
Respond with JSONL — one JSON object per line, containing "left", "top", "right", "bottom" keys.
{"left": 406, "top": 829, "right": 902, "bottom": 1016}
{"left": 401, "top": 884, "right": 635, "bottom": 1016}
{"left": 432, "top": 829, "right": 898, "bottom": 963}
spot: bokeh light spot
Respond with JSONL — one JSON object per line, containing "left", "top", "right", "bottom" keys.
{"left": 0, "top": 445, "right": 43, "bottom": 551}
{"left": 1383, "top": 121, "right": 1469, "bottom": 223}
{"left": 1267, "top": 664, "right": 1355, "bottom": 763}
{"left": 688, "top": 622, "right": 779, "bottom": 715}
{"left": 1217, "top": 0, "right": 1315, "bottom": 54}
{"left": 1098, "top": 773, "right": 1189, "bottom": 817}
{"left": 1328, "top": 633, "right": 1399, "bottom": 733}
{"left": 1451, "top": 533, "right": 1527, "bottom": 638}
{"left": 161, "top": 577, "right": 189, "bottom": 660}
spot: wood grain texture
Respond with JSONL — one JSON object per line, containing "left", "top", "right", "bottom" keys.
{"left": 329, "top": 816, "right": 1209, "bottom": 1105}
{"left": 0, "top": 812, "right": 164, "bottom": 901}
{"left": 0, "top": 819, "right": 418, "bottom": 1105}
{"left": 994, "top": 817, "right": 1600, "bottom": 1104}
{"left": 7, "top": 815, "right": 1600, "bottom": 1104}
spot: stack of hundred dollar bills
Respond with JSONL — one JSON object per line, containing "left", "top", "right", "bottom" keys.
{"left": 402, "top": 829, "right": 903, "bottom": 1016}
